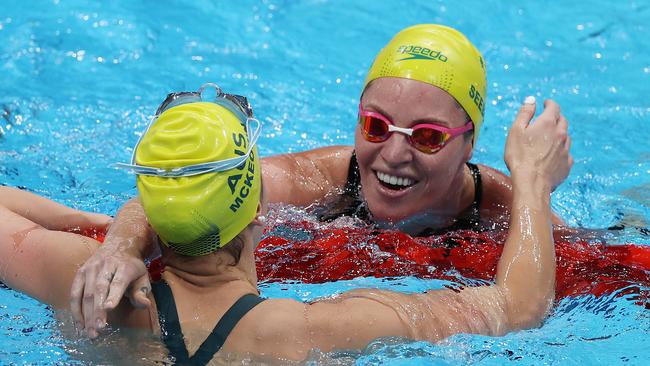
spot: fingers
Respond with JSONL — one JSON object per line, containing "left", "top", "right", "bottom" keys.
{"left": 556, "top": 114, "right": 572, "bottom": 161}
{"left": 104, "top": 260, "right": 148, "bottom": 310}
{"left": 93, "top": 263, "right": 117, "bottom": 310}
{"left": 71, "top": 256, "right": 150, "bottom": 337}
{"left": 91, "top": 263, "right": 117, "bottom": 333}
{"left": 82, "top": 268, "right": 99, "bottom": 338}
{"left": 127, "top": 275, "right": 152, "bottom": 309}
{"left": 103, "top": 265, "right": 134, "bottom": 310}
{"left": 70, "top": 270, "right": 86, "bottom": 329}
{"left": 542, "top": 99, "right": 561, "bottom": 122}
{"left": 512, "top": 96, "right": 537, "bottom": 129}
{"left": 557, "top": 113, "right": 568, "bottom": 130}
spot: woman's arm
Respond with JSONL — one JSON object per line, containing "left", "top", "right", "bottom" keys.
{"left": 0, "top": 204, "right": 100, "bottom": 309}
{"left": 0, "top": 198, "right": 151, "bottom": 335}
{"left": 0, "top": 186, "right": 112, "bottom": 231}
{"left": 495, "top": 98, "right": 572, "bottom": 328}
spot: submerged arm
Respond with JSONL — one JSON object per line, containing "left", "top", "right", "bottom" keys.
{"left": 0, "top": 186, "right": 111, "bottom": 232}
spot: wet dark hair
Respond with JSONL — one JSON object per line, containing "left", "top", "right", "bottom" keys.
{"left": 221, "top": 236, "right": 244, "bottom": 265}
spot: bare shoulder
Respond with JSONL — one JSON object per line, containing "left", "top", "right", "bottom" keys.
{"left": 262, "top": 145, "right": 353, "bottom": 179}
{"left": 476, "top": 164, "right": 565, "bottom": 225}
{"left": 475, "top": 164, "right": 512, "bottom": 217}
{"left": 226, "top": 298, "right": 310, "bottom": 360}
{"left": 306, "top": 145, "right": 355, "bottom": 185}
{"left": 228, "top": 292, "right": 408, "bottom": 360}
{"left": 261, "top": 146, "right": 354, "bottom": 206}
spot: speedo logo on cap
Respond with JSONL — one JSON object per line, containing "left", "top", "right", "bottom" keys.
{"left": 396, "top": 45, "right": 448, "bottom": 62}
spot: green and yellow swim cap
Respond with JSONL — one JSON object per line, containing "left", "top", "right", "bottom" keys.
{"left": 135, "top": 102, "right": 261, "bottom": 256}
{"left": 364, "top": 24, "right": 487, "bottom": 145}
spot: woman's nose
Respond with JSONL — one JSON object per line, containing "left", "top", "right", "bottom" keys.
{"left": 379, "top": 132, "right": 414, "bottom": 166}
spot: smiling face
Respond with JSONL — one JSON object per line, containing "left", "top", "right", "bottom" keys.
{"left": 354, "top": 77, "right": 474, "bottom": 226}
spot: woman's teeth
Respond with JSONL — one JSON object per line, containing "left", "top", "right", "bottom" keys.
{"left": 376, "top": 171, "right": 414, "bottom": 187}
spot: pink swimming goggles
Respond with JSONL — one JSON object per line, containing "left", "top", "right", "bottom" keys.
{"left": 358, "top": 104, "right": 473, "bottom": 154}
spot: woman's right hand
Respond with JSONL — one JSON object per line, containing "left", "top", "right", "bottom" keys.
{"left": 504, "top": 97, "right": 573, "bottom": 194}
{"left": 69, "top": 198, "right": 154, "bottom": 338}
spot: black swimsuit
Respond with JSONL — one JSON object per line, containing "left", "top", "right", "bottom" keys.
{"left": 319, "top": 152, "right": 483, "bottom": 234}
{"left": 151, "top": 280, "right": 264, "bottom": 365}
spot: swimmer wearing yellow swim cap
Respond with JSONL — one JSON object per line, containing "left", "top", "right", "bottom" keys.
{"left": 353, "top": 24, "right": 496, "bottom": 227}
{"left": 116, "top": 84, "right": 262, "bottom": 256}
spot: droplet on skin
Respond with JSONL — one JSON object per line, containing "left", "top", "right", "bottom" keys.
{"left": 11, "top": 225, "right": 41, "bottom": 249}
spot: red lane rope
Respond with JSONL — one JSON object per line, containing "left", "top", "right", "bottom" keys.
{"left": 78, "top": 223, "right": 650, "bottom": 305}
{"left": 254, "top": 222, "right": 650, "bottom": 305}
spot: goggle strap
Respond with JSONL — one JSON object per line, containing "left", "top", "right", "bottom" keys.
{"left": 114, "top": 118, "right": 261, "bottom": 177}
{"left": 112, "top": 162, "right": 167, "bottom": 176}
{"left": 387, "top": 125, "right": 413, "bottom": 136}
{"left": 131, "top": 86, "right": 253, "bottom": 167}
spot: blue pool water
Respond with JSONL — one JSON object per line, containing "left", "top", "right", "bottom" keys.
{"left": 1, "top": 0, "right": 649, "bottom": 364}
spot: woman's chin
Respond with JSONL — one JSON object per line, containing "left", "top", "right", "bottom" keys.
{"left": 367, "top": 205, "right": 413, "bottom": 226}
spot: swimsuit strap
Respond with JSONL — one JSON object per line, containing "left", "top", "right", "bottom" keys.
{"left": 344, "top": 151, "right": 361, "bottom": 195}
{"left": 191, "top": 293, "right": 265, "bottom": 364}
{"left": 415, "top": 162, "right": 483, "bottom": 237}
{"left": 448, "top": 162, "right": 483, "bottom": 230}
{"left": 466, "top": 162, "right": 483, "bottom": 215}
{"left": 151, "top": 280, "right": 191, "bottom": 363}
{"left": 151, "top": 280, "right": 265, "bottom": 365}
{"left": 317, "top": 151, "right": 368, "bottom": 222}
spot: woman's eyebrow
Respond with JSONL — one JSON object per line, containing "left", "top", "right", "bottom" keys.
{"left": 363, "top": 102, "right": 455, "bottom": 127}
{"left": 363, "top": 103, "right": 394, "bottom": 122}
{"left": 412, "top": 117, "right": 453, "bottom": 127}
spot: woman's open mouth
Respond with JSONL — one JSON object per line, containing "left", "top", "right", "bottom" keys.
{"left": 375, "top": 170, "right": 417, "bottom": 191}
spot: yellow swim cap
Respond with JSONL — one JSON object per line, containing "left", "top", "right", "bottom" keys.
{"left": 135, "top": 102, "right": 261, "bottom": 256}
{"left": 364, "top": 24, "right": 487, "bottom": 145}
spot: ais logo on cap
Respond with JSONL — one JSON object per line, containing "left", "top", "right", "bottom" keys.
{"left": 227, "top": 131, "right": 257, "bottom": 213}
{"left": 397, "top": 45, "right": 448, "bottom": 62}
